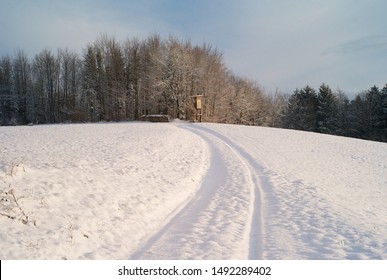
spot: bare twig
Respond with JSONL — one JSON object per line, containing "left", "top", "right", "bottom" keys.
{"left": 0, "top": 212, "right": 16, "bottom": 219}
{"left": 8, "top": 189, "right": 29, "bottom": 224}
{"left": 1, "top": 161, "right": 32, "bottom": 225}
{"left": 8, "top": 161, "right": 25, "bottom": 177}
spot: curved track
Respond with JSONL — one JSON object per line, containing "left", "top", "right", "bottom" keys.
{"left": 131, "top": 124, "right": 264, "bottom": 259}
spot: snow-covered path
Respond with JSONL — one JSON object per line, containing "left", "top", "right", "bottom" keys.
{"left": 132, "top": 124, "right": 264, "bottom": 259}
{"left": 1, "top": 122, "right": 386, "bottom": 259}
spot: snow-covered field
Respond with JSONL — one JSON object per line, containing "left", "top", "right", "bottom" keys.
{"left": 0, "top": 121, "right": 386, "bottom": 259}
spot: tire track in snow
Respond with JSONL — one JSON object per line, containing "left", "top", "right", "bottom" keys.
{"left": 130, "top": 124, "right": 264, "bottom": 259}
{"left": 130, "top": 128, "right": 225, "bottom": 259}
{"left": 186, "top": 124, "right": 265, "bottom": 259}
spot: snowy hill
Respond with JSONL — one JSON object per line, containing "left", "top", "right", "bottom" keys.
{"left": 0, "top": 122, "right": 386, "bottom": 259}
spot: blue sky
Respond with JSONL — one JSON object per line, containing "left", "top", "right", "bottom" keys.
{"left": 1, "top": 0, "right": 386, "bottom": 96}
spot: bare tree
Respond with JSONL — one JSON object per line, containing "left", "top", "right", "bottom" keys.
{"left": 32, "top": 49, "right": 60, "bottom": 123}
{"left": 0, "top": 55, "right": 14, "bottom": 124}
{"left": 57, "top": 48, "right": 82, "bottom": 121}
{"left": 123, "top": 38, "right": 142, "bottom": 120}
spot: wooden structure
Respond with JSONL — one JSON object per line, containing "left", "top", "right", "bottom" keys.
{"left": 139, "top": 115, "right": 170, "bottom": 122}
{"left": 191, "top": 95, "right": 204, "bottom": 122}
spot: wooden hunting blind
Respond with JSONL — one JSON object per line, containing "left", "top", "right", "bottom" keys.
{"left": 191, "top": 95, "right": 204, "bottom": 122}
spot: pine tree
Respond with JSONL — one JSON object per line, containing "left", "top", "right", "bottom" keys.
{"left": 380, "top": 85, "right": 387, "bottom": 141}
{"left": 285, "top": 89, "right": 300, "bottom": 129}
{"left": 334, "top": 89, "right": 351, "bottom": 136}
{"left": 365, "top": 85, "right": 387, "bottom": 141}
{"left": 286, "top": 86, "right": 317, "bottom": 131}
{"left": 316, "top": 83, "right": 338, "bottom": 134}
{"left": 347, "top": 93, "right": 368, "bottom": 139}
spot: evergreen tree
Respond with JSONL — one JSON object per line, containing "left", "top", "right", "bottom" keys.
{"left": 365, "top": 85, "right": 387, "bottom": 141}
{"left": 334, "top": 90, "right": 351, "bottom": 136}
{"left": 285, "top": 89, "right": 300, "bottom": 129}
{"left": 316, "top": 83, "right": 338, "bottom": 134}
{"left": 286, "top": 86, "right": 317, "bottom": 131}
{"left": 347, "top": 93, "right": 368, "bottom": 139}
{"left": 380, "top": 85, "right": 387, "bottom": 141}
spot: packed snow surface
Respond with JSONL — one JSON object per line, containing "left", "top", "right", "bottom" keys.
{"left": 0, "top": 122, "right": 386, "bottom": 259}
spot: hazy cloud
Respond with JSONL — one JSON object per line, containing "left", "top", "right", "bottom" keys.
{"left": 323, "top": 35, "right": 387, "bottom": 55}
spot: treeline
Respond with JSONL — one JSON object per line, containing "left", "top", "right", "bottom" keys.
{"left": 0, "top": 34, "right": 266, "bottom": 126}
{"left": 282, "top": 84, "right": 387, "bottom": 142}
{"left": 0, "top": 34, "right": 386, "bottom": 142}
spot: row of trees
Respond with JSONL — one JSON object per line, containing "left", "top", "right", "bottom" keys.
{"left": 283, "top": 84, "right": 387, "bottom": 142}
{"left": 0, "top": 34, "right": 266, "bottom": 126}
{"left": 1, "top": 34, "right": 386, "bottom": 142}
